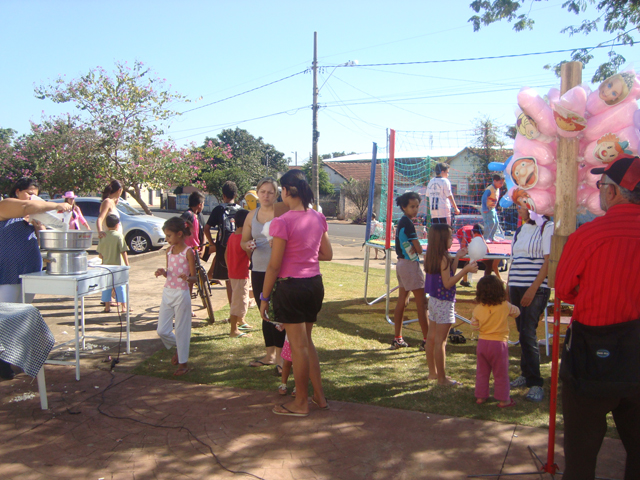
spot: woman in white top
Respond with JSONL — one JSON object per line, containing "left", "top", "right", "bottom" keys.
{"left": 97, "top": 180, "right": 123, "bottom": 238}
{"left": 507, "top": 203, "right": 554, "bottom": 403}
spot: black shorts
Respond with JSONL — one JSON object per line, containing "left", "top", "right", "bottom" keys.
{"left": 272, "top": 275, "right": 324, "bottom": 324}
{"left": 251, "top": 270, "right": 285, "bottom": 348}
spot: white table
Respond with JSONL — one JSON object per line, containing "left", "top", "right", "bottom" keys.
{"left": 21, "top": 265, "right": 130, "bottom": 381}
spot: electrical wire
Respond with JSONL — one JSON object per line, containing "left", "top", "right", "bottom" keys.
{"left": 321, "top": 43, "right": 630, "bottom": 68}
{"left": 67, "top": 265, "right": 266, "bottom": 480}
{"left": 178, "top": 70, "right": 307, "bottom": 115}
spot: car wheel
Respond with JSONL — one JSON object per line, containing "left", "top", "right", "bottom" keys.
{"left": 127, "top": 230, "right": 151, "bottom": 254}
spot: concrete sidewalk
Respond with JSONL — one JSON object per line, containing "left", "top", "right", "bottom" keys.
{"left": 0, "top": 366, "right": 626, "bottom": 479}
{"left": 0, "top": 245, "right": 626, "bottom": 479}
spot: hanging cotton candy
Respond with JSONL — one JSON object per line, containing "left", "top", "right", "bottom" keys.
{"left": 468, "top": 236, "right": 488, "bottom": 263}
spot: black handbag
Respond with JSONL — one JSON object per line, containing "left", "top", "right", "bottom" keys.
{"left": 560, "top": 319, "right": 640, "bottom": 398}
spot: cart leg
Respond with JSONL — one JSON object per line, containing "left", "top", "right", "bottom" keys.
{"left": 126, "top": 282, "right": 130, "bottom": 354}
{"left": 74, "top": 295, "right": 80, "bottom": 381}
{"left": 81, "top": 296, "right": 86, "bottom": 350}
{"left": 36, "top": 366, "right": 48, "bottom": 410}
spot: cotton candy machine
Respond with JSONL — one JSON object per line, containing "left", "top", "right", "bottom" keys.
{"left": 38, "top": 210, "right": 93, "bottom": 275}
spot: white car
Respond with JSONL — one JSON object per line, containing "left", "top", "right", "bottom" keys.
{"left": 55, "top": 197, "right": 167, "bottom": 254}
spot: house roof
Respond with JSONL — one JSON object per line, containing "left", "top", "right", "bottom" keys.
{"left": 323, "top": 161, "right": 382, "bottom": 184}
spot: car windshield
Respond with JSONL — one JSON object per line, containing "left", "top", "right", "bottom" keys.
{"left": 117, "top": 202, "right": 143, "bottom": 216}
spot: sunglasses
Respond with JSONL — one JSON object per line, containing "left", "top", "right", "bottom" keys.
{"left": 596, "top": 180, "right": 615, "bottom": 189}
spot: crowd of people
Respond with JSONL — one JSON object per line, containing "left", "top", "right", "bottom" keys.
{"left": 2, "top": 153, "right": 639, "bottom": 476}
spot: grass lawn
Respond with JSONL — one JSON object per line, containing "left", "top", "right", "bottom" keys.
{"left": 133, "top": 261, "right": 617, "bottom": 436}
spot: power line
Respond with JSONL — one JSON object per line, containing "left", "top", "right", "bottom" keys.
{"left": 178, "top": 70, "right": 307, "bottom": 115}
{"left": 321, "top": 43, "right": 629, "bottom": 68}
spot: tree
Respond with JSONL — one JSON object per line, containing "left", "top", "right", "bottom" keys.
{"left": 0, "top": 137, "right": 37, "bottom": 195}
{"left": 34, "top": 60, "right": 205, "bottom": 214}
{"left": 207, "top": 128, "right": 288, "bottom": 178}
{"left": 301, "top": 159, "right": 334, "bottom": 195}
{"left": 341, "top": 178, "right": 378, "bottom": 223}
{"left": 13, "top": 116, "right": 106, "bottom": 195}
{"left": 0, "top": 127, "right": 17, "bottom": 144}
{"left": 469, "top": 0, "right": 640, "bottom": 82}
{"left": 471, "top": 116, "right": 506, "bottom": 174}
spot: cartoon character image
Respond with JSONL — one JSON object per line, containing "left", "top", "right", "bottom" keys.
{"left": 553, "top": 105, "right": 587, "bottom": 132}
{"left": 598, "top": 72, "right": 634, "bottom": 106}
{"left": 512, "top": 188, "right": 536, "bottom": 211}
{"left": 593, "top": 133, "right": 632, "bottom": 163}
{"left": 510, "top": 157, "right": 538, "bottom": 189}
{"left": 516, "top": 113, "right": 540, "bottom": 140}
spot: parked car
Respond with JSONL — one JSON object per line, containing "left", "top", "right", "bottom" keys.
{"left": 54, "top": 197, "right": 167, "bottom": 253}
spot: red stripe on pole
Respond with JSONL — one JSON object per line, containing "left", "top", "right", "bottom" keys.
{"left": 385, "top": 130, "right": 396, "bottom": 251}
{"left": 543, "top": 296, "right": 562, "bottom": 474}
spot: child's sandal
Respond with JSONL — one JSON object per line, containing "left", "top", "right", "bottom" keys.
{"left": 278, "top": 384, "right": 288, "bottom": 395}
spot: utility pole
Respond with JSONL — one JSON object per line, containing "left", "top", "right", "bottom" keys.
{"left": 311, "top": 31, "right": 319, "bottom": 210}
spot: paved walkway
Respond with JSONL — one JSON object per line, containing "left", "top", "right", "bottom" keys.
{"left": 0, "top": 240, "right": 626, "bottom": 479}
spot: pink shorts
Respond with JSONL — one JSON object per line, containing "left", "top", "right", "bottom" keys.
{"left": 396, "top": 258, "right": 425, "bottom": 292}
{"left": 229, "top": 278, "right": 250, "bottom": 317}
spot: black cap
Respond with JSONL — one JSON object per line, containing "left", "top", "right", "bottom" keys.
{"left": 590, "top": 155, "right": 640, "bottom": 191}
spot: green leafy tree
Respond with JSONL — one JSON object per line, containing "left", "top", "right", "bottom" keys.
{"left": 201, "top": 167, "right": 253, "bottom": 203}
{"left": 34, "top": 60, "right": 204, "bottom": 214}
{"left": 0, "top": 137, "right": 37, "bottom": 195}
{"left": 207, "top": 128, "right": 288, "bottom": 178}
{"left": 0, "top": 127, "right": 17, "bottom": 144}
{"left": 469, "top": 0, "right": 640, "bottom": 82}
{"left": 301, "top": 159, "right": 334, "bottom": 196}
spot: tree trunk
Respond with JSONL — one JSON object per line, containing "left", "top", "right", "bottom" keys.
{"left": 126, "top": 185, "right": 153, "bottom": 215}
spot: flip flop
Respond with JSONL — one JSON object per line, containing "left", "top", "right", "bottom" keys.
{"left": 272, "top": 404, "right": 309, "bottom": 417}
{"left": 231, "top": 332, "right": 251, "bottom": 338}
{"left": 238, "top": 323, "right": 253, "bottom": 330}
{"left": 249, "top": 360, "right": 274, "bottom": 367}
{"left": 311, "top": 397, "right": 330, "bottom": 410}
{"left": 173, "top": 366, "right": 193, "bottom": 376}
{"left": 171, "top": 353, "right": 179, "bottom": 366}
{"left": 498, "top": 399, "right": 516, "bottom": 408}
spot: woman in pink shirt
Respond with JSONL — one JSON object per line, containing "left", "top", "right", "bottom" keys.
{"left": 259, "top": 169, "right": 333, "bottom": 417}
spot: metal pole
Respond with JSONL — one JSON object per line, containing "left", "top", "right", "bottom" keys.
{"left": 312, "top": 31, "right": 319, "bottom": 210}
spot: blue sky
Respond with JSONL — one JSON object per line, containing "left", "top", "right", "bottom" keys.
{"left": 1, "top": 0, "right": 638, "bottom": 164}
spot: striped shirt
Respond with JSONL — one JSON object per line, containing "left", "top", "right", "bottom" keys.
{"left": 556, "top": 203, "right": 640, "bottom": 327}
{"left": 508, "top": 220, "right": 553, "bottom": 288}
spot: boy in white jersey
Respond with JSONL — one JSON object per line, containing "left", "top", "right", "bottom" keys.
{"left": 426, "top": 163, "right": 459, "bottom": 225}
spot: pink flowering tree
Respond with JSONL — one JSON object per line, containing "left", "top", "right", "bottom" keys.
{"left": 14, "top": 116, "right": 106, "bottom": 195}
{"left": 0, "top": 134, "right": 37, "bottom": 195}
{"left": 34, "top": 60, "right": 218, "bottom": 214}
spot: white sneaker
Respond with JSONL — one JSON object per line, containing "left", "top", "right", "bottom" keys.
{"left": 526, "top": 386, "right": 544, "bottom": 403}
{"left": 510, "top": 376, "right": 527, "bottom": 388}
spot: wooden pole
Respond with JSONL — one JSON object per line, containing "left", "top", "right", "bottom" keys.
{"left": 312, "top": 32, "right": 320, "bottom": 210}
{"left": 544, "top": 60, "right": 582, "bottom": 476}
{"left": 548, "top": 61, "right": 582, "bottom": 286}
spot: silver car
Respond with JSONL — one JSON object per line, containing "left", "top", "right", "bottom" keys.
{"left": 55, "top": 197, "right": 167, "bottom": 254}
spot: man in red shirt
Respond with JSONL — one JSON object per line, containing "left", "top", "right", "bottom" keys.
{"left": 556, "top": 155, "right": 640, "bottom": 480}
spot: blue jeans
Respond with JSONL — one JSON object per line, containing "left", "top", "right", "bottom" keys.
{"left": 509, "top": 286, "right": 550, "bottom": 388}
{"left": 101, "top": 285, "right": 126, "bottom": 303}
{"left": 482, "top": 209, "right": 503, "bottom": 241}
